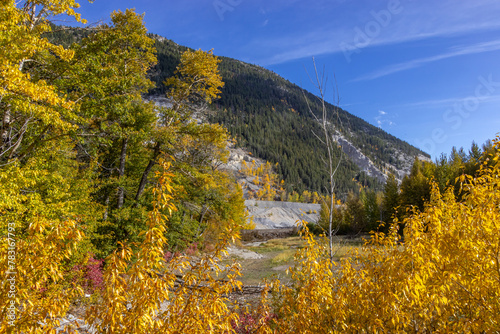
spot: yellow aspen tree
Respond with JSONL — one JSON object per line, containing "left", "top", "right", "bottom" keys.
{"left": 0, "top": 139, "right": 100, "bottom": 333}
{"left": 0, "top": 1, "right": 97, "bottom": 332}
{"left": 312, "top": 191, "right": 320, "bottom": 204}
{"left": 0, "top": 0, "right": 85, "bottom": 163}
{"left": 164, "top": 48, "right": 224, "bottom": 115}
{"left": 86, "top": 160, "right": 243, "bottom": 333}
{"left": 250, "top": 160, "right": 257, "bottom": 176}
{"left": 301, "top": 190, "right": 312, "bottom": 203}
{"left": 268, "top": 137, "right": 500, "bottom": 333}
{"left": 279, "top": 180, "right": 287, "bottom": 201}
{"left": 241, "top": 160, "right": 249, "bottom": 175}
{"left": 262, "top": 174, "right": 271, "bottom": 200}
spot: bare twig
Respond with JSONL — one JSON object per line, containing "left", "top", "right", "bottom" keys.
{"left": 302, "top": 57, "right": 348, "bottom": 263}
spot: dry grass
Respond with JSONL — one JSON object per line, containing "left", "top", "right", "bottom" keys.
{"left": 330, "top": 243, "right": 367, "bottom": 259}
{"left": 246, "top": 237, "right": 305, "bottom": 254}
{"left": 271, "top": 249, "right": 296, "bottom": 265}
{"left": 233, "top": 236, "right": 367, "bottom": 285}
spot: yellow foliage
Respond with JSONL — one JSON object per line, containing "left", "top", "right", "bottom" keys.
{"left": 268, "top": 137, "right": 500, "bottom": 332}
{"left": 86, "top": 161, "right": 243, "bottom": 333}
{"left": 0, "top": 140, "right": 100, "bottom": 333}
{"left": 6, "top": 1, "right": 500, "bottom": 332}
{"left": 241, "top": 160, "right": 284, "bottom": 201}
{"left": 165, "top": 48, "right": 224, "bottom": 112}
{"left": 0, "top": 0, "right": 90, "bottom": 163}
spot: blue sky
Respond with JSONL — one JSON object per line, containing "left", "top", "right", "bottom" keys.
{"left": 67, "top": 0, "right": 500, "bottom": 160}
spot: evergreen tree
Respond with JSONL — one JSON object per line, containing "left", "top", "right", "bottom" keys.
{"left": 399, "top": 157, "right": 431, "bottom": 215}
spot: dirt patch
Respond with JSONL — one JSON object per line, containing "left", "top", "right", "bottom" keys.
{"left": 272, "top": 265, "right": 291, "bottom": 271}
{"left": 226, "top": 246, "right": 263, "bottom": 260}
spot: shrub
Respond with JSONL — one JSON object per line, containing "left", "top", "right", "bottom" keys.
{"left": 300, "top": 221, "right": 324, "bottom": 235}
{"left": 186, "top": 242, "right": 198, "bottom": 256}
{"left": 74, "top": 254, "right": 104, "bottom": 295}
{"left": 268, "top": 138, "right": 500, "bottom": 333}
{"left": 231, "top": 308, "right": 276, "bottom": 334}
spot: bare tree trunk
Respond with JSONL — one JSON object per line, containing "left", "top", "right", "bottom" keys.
{"left": 1, "top": 104, "right": 11, "bottom": 151}
{"left": 117, "top": 137, "right": 128, "bottom": 209}
{"left": 1, "top": 105, "right": 32, "bottom": 162}
{"left": 103, "top": 194, "right": 110, "bottom": 221}
{"left": 135, "top": 142, "right": 161, "bottom": 201}
{"left": 303, "top": 57, "right": 345, "bottom": 264}
{"left": 199, "top": 205, "right": 208, "bottom": 225}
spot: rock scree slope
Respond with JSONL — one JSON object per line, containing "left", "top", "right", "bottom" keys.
{"left": 245, "top": 200, "right": 321, "bottom": 229}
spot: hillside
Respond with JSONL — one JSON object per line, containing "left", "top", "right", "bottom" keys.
{"left": 149, "top": 35, "right": 429, "bottom": 196}
{"left": 48, "top": 29, "right": 430, "bottom": 198}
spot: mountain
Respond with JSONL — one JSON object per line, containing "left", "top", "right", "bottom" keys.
{"left": 48, "top": 29, "right": 430, "bottom": 198}
{"left": 148, "top": 35, "right": 430, "bottom": 197}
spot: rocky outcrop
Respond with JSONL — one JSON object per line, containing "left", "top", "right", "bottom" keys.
{"left": 334, "top": 132, "right": 388, "bottom": 183}
{"left": 245, "top": 200, "right": 321, "bottom": 229}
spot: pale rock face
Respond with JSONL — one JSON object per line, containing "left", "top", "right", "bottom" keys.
{"left": 245, "top": 200, "right": 321, "bottom": 229}
{"left": 333, "top": 131, "right": 389, "bottom": 183}
{"left": 333, "top": 130, "right": 429, "bottom": 184}
{"left": 219, "top": 143, "right": 269, "bottom": 198}
{"left": 147, "top": 95, "right": 172, "bottom": 109}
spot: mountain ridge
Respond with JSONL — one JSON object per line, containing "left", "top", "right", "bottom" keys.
{"left": 148, "top": 34, "right": 430, "bottom": 196}
{"left": 48, "top": 28, "right": 430, "bottom": 197}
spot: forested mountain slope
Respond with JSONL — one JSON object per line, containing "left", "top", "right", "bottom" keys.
{"left": 49, "top": 29, "right": 430, "bottom": 197}
{"left": 149, "top": 35, "right": 429, "bottom": 196}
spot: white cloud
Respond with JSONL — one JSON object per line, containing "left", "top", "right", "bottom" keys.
{"left": 375, "top": 110, "right": 395, "bottom": 128}
{"left": 391, "top": 94, "right": 500, "bottom": 109}
{"left": 247, "top": 1, "right": 500, "bottom": 65}
{"left": 351, "top": 39, "right": 500, "bottom": 82}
